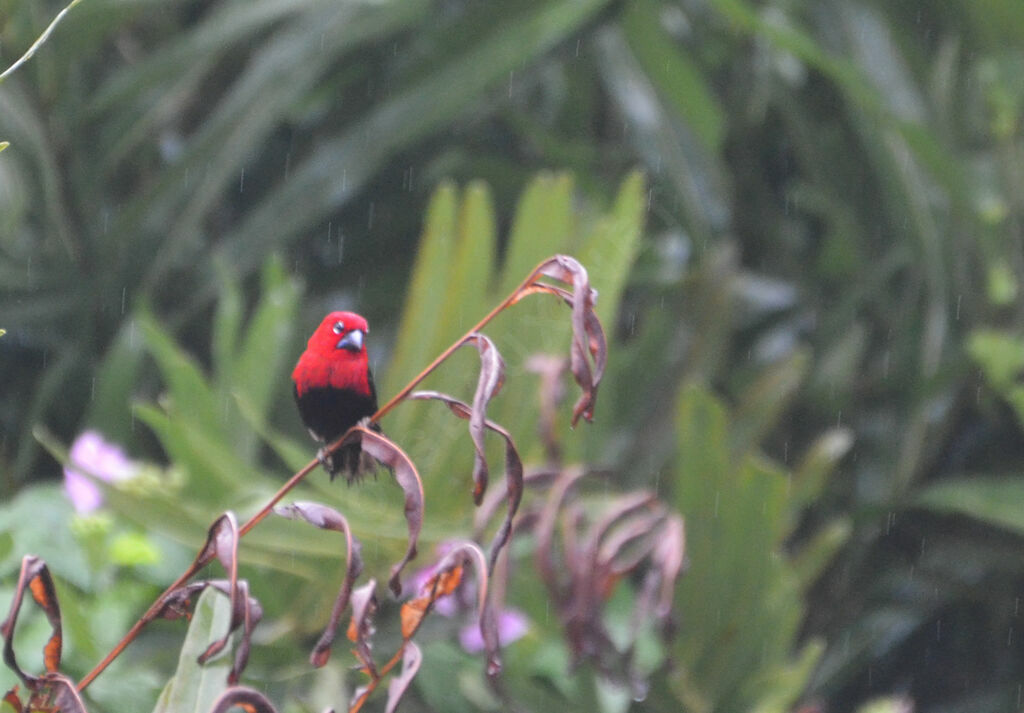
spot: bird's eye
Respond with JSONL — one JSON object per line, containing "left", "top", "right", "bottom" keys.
{"left": 332, "top": 321, "right": 345, "bottom": 335}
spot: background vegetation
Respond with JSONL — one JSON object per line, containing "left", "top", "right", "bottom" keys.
{"left": 2, "top": 0, "right": 1024, "bottom": 711}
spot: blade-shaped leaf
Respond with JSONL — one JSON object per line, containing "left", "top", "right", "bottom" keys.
{"left": 152, "top": 587, "right": 233, "bottom": 713}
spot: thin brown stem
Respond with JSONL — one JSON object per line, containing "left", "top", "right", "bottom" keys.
{"left": 76, "top": 563, "right": 202, "bottom": 691}
{"left": 238, "top": 459, "right": 319, "bottom": 537}
{"left": 370, "top": 258, "right": 548, "bottom": 422}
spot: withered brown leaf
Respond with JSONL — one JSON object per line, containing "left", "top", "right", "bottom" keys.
{"left": 1, "top": 556, "right": 62, "bottom": 688}
{"left": 274, "top": 501, "right": 364, "bottom": 667}
{"left": 408, "top": 390, "right": 524, "bottom": 572}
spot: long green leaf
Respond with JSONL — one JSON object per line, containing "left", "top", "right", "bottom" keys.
{"left": 151, "top": 587, "right": 232, "bottom": 713}
{"left": 915, "top": 476, "right": 1024, "bottom": 535}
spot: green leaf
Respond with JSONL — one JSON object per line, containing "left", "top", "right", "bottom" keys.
{"left": 729, "top": 349, "right": 810, "bottom": 461}
{"left": 446, "top": 181, "right": 498, "bottom": 340}
{"left": 499, "top": 172, "right": 576, "bottom": 298}
{"left": 791, "top": 428, "right": 853, "bottom": 512}
{"left": 133, "top": 403, "right": 269, "bottom": 502}
{"left": 748, "top": 639, "right": 825, "bottom": 713}
{"left": 968, "top": 329, "right": 1024, "bottom": 389}
{"left": 210, "top": 261, "right": 245, "bottom": 390}
{"left": 791, "top": 519, "right": 852, "bottom": 591}
{"left": 0, "top": 482, "right": 90, "bottom": 591}
{"left": 855, "top": 697, "right": 915, "bottom": 713}
{"left": 386, "top": 181, "right": 459, "bottom": 397}
{"left": 85, "top": 318, "right": 147, "bottom": 444}
{"left": 0, "top": 0, "right": 88, "bottom": 84}
{"left": 987, "top": 262, "right": 1020, "bottom": 305}
{"left": 138, "top": 311, "right": 226, "bottom": 444}
{"left": 915, "top": 476, "right": 1024, "bottom": 535}
{"left": 621, "top": 0, "right": 726, "bottom": 151}
{"left": 672, "top": 384, "right": 815, "bottom": 711}
{"left": 151, "top": 587, "right": 232, "bottom": 713}
{"left": 576, "top": 171, "right": 646, "bottom": 329}
{"left": 227, "top": 257, "right": 300, "bottom": 453}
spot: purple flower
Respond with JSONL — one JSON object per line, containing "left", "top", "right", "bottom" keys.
{"left": 63, "top": 431, "right": 139, "bottom": 513}
{"left": 459, "top": 609, "right": 529, "bottom": 653}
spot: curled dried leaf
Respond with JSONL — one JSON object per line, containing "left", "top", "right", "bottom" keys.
{"left": 400, "top": 566, "right": 463, "bottom": 640}
{"left": 346, "top": 580, "right": 379, "bottom": 681}
{"left": 383, "top": 642, "right": 422, "bottom": 713}
{"left": 275, "top": 502, "right": 364, "bottom": 667}
{"left": 651, "top": 515, "right": 686, "bottom": 620}
{"left": 194, "top": 514, "right": 244, "bottom": 669}
{"left": 429, "top": 541, "right": 500, "bottom": 677}
{"left": 457, "top": 333, "right": 506, "bottom": 505}
{"left": 152, "top": 580, "right": 263, "bottom": 685}
{"left": 13, "top": 673, "right": 86, "bottom": 713}
{"left": 512, "top": 255, "right": 607, "bottom": 426}
{"left": 4, "top": 687, "right": 23, "bottom": 713}
{"left": 343, "top": 428, "right": 423, "bottom": 596}
{"left": 208, "top": 685, "right": 282, "bottom": 713}
{"left": 1, "top": 556, "right": 62, "bottom": 687}
{"left": 530, "top": 467, "right": 685, "bottom": 693}
{"left": 533, "top": 466, "right": 589, "bottom": 597}
{"left": 525, "top": 354, "right": 568, "bottom": 463}
{"left": 408, "top": 391, "right": 524, "bottom": 572}
{"left": 585, "top": 492, "right": 659, "bottom": 567}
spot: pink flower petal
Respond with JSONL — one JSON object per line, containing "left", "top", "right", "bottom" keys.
{"left": 63, "top": 431, "right": 139, "bottom": 513}
{"left": 459, "top": 609, "right": 528, "bottom": 653}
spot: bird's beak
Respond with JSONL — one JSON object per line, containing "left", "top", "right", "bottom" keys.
{"left": 337, "top": 329, "right": 364, "bottom": 352}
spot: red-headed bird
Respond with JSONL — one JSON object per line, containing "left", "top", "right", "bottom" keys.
{"left": 292, "top": 311, "right": 380, "bottom": 480}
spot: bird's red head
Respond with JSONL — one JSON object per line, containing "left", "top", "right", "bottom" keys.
{"left": 292, "top": 311, "right": 373, "bottom": 397}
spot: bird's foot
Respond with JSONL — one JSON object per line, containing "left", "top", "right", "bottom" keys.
{"left": 356, "top": 416, "right": 383, "bottom": 433}
{"left": 316, "top": 446, "right": 340, "bottom": 478}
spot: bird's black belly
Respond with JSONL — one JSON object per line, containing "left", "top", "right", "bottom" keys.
{"left": 294, "top": 385, "right": 377, "bottom": 442}
{"left": 294, "top": 385, "right": 379, "bottom": 479}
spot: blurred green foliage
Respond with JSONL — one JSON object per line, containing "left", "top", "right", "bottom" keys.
{"left": 3, "top": 0, "right": 1024, "bottom": 711}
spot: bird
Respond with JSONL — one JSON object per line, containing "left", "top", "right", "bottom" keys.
{"left": 291, "top": 311, "right": 380, "bottom": 480}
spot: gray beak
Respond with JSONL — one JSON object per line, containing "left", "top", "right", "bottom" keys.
{"left": 337, "top": 329, "right": 364, "bottom": 351}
